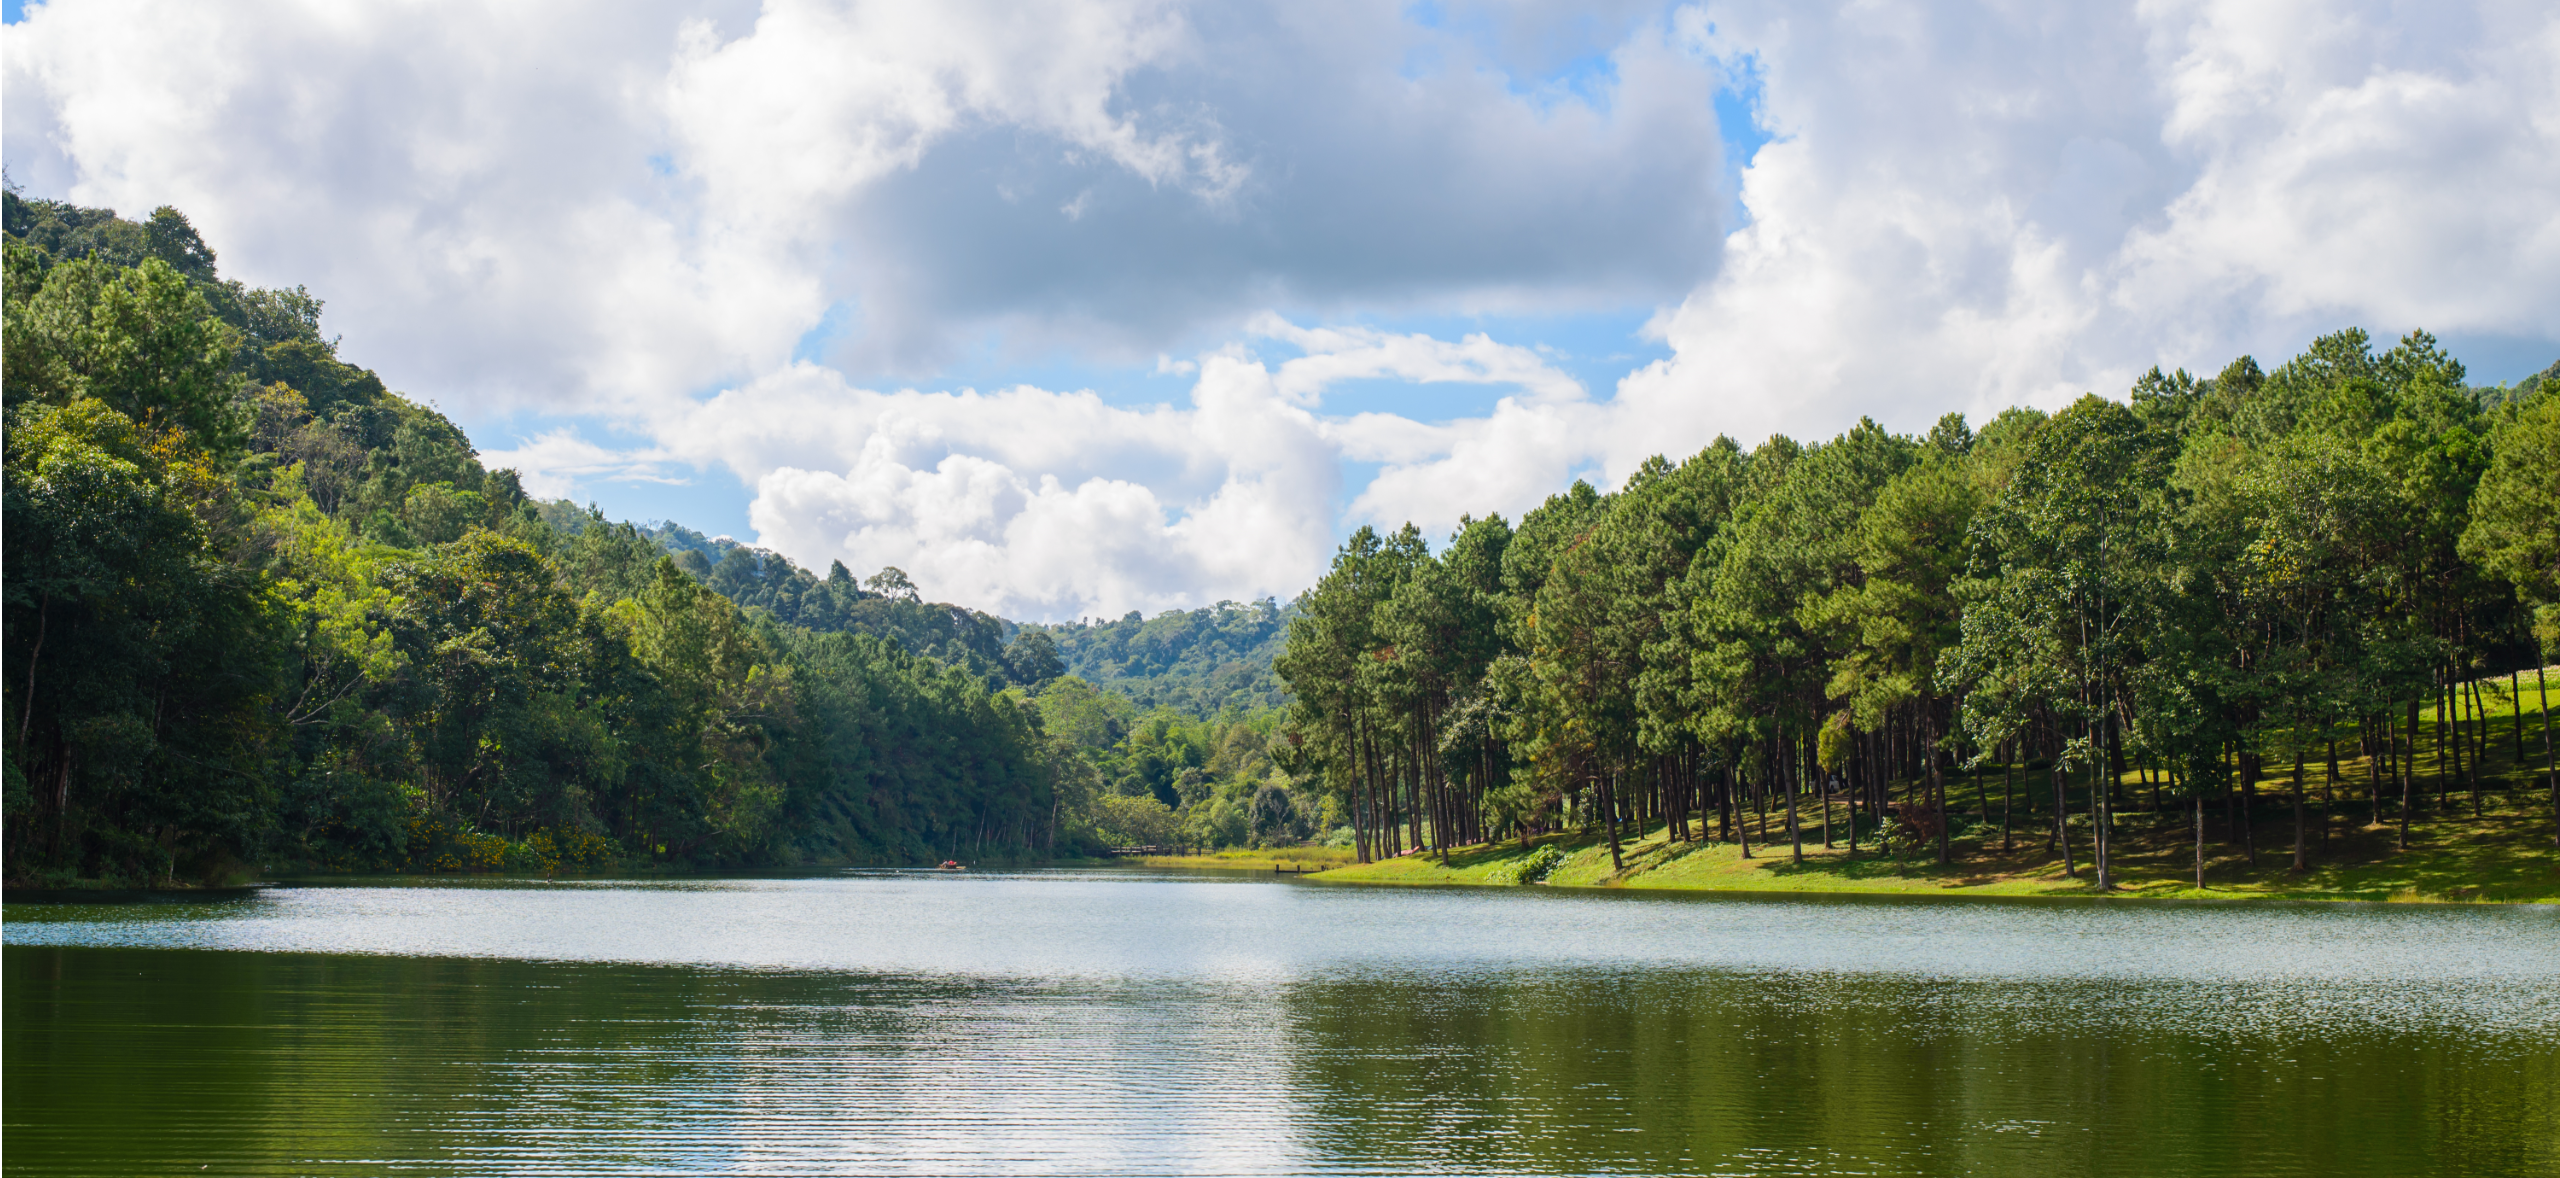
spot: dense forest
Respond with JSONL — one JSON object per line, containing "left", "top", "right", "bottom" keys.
{"left": 1276, "top": 332, "right": 2560, "bottom": 887}
{"left": 1, "top": 193, "right": 1303, "bottom": 886}
{"left": 617, "top": 521, "right": 1313, "bottom": 841}
{"left": 1029, "top": 601, "right": 1294, "bottom": 716}
{"left": 616, "top": 514, "right": 1038, "bottom": 683}
{"left": 619, "top": 521, "right": 1293, "bottom": 718}
{"left": 12, "top": 191, "right": 2555, "bottom": 889}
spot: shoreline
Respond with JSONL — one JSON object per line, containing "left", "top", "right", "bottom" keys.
{"left": 1304, "top": 868, "right": 2558, "bottom": 907}
{"left": 1, "top": 853, "right": 1361, "bottom": 898}
{"left": 1296, "top": 816, "right": 2560, "bottom": 905}
{"left": 9, "top": 824, "right": 2551, "bottom": 906}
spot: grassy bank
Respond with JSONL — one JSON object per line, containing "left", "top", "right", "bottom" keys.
{"left": 1311, "top": 807, "right": 2559, "bottom": 902}
{"left": 1314, "top": 681, "right": 2560, "bottom": 903}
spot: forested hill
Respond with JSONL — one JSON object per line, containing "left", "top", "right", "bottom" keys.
{"left": 1026, "top": 601, "right": 1295, "bottom": 717}
{"left": 2, "top": 193, "right": 1122, "bottom": 885}
{"left": 537, "top": 505, "right": 1052, "bottom": 687}
{"left": 559, "top": 508, "right": 1295, "bottom": 719}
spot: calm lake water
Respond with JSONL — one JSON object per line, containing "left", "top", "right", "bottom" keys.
{"left": 7, "top": 871, "right": 2558, "bottom": 1177}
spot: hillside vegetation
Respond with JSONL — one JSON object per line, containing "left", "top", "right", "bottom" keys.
{"left": 1029, "top": 601, "right": 1293, "bottom": 716}
{"left": 0, "top": 195, "right": 1158, "bottom": 884}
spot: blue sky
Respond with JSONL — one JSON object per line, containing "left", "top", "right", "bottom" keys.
{"left": 8, "top": 0, "right": 2554, "bottom": 618}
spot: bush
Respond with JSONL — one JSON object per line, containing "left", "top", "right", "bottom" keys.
{"left": 514, "top": 827, "right": 621, "bottom": 873}
{"left": 400, "top": 818, "right": 616, "bottom": 874}
{"left": 1489, "top": 842, "right": 1566, "bottom": 885}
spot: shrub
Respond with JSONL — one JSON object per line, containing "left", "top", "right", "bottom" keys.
{"left": 1489, "top": 842, "right": 1566, "bottom": 885}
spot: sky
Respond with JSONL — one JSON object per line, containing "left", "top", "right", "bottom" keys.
{"left": 7, "top": 0, "right": 2557, "bottom": 622}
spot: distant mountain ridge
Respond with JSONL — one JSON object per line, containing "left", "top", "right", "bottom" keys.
{"left": 595, "top": 510, "right": 1294, "bottom": 717}
{"left": 1028, "top": 600, "right": 1295, "bottom": 717}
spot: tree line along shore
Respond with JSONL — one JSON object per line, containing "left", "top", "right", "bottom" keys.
{"left": 1305, "top": 678, "right": 2557, "bottom": 902}
{"left": 7, "top": 191, "right": 2556, "bottom": 899}
{"left": 1271, "top": 327, "right": 2559, "bottom": 900}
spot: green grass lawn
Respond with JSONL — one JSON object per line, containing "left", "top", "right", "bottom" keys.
{"left": 1313, "top": 802, "right": 2559, "bottom": 902}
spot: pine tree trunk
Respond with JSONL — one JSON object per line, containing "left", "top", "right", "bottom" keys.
{"left": 2239, "top": 750, "right": 2258, "bottom": 866}
{"left": 2366, "top": 718, "right": 2382, "bottom": 830}
{"left": 1427, "top": 713, "right": 1450, "bottom": 864}
{"left": 2468, "top": 677, "right": 2485, "bottom": 818}
{"left": 2541, "top": 666, "right": 2555, "bottom": 850}
{"left": 2089, "top": 727, "right": 2108, "bottom": 890}
{"left": 2193, "top": 787, "right": 2205, "bottom": 891}
{"left": 1846, "top": 746, "right": 1860, "bottom": 856}
{"left": 1784, "top": 732, "right": 1803, "bottom": 864}
{"left": 2051, "top": 758, "right": 2073, "bottom": 876}
{"left": 2447, "top": 677, "right": 2470, "bottom": 813}
{"left": 2291, "top": 749, "right": 2307, "bottom": 873}
{"left": 1669, "top": 754, "right": 1686, "bottom": 844}
{"left": 1731, "top": 765, "right": 1750, "bottom": 859}
{"left": 1602, "top": 766, "right": 1623, "bottom": 872}
{"left": 2436, "top": 677, "right": 2452, "bottom": 807}
{"left": 2399, "top": 699, "right": 2418, "bottom": 851}
{"left": 1815, "top": 736, "right": 1832, "bottom": 850}
{"left": 1720, "top": 765, "right": 1737, "bottom": 848}
{"left": 2002, "top": 744, "right": 2015, "bottom": 854}
{"left": 1929, "top": 708, "right": 1950, "bottom": 866}
{"left": 1414, "top": 749, "right": 1427, "bottom": 854}
{"left": 1352, "top": 720, "right": 1372, "bottom": 863}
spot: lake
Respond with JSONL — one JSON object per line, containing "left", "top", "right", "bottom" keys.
{"left": 6, "top": 870, "right": 2557, "bottom": 1176}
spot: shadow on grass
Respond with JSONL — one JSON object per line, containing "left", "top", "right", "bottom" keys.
{"left": 1441, "top": 842, "right": 1538, "bottom": 871}
{"left": 1668, "top": 803, "right": 2546, "bottom": 901}
{"left": 1322, "top": 794, "right": 2557, "bottom": 903}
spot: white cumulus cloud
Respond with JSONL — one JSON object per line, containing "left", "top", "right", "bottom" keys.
{"left": 624, "top": 319, "right": 1588, "bottom": 619}
{"left": 9, "top": 0, "right": 2554, "bottom": 621}
{"left": 1596, "top": 0, "right": 2560, "bottom": 483}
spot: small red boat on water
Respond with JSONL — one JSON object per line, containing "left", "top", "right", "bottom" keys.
{"left": 937, "top": 860, "right": 966, "bottom": 871}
